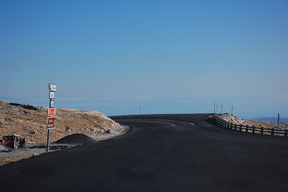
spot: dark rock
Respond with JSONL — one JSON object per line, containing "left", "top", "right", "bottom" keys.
{"left": 105, "top": 129, "right": 111, "bottom": 133}
{"left": 54, "top": 133, "right": 96, "bottom": 144}
{"left": 9, "top": 103, "right": 38, "bottom": 111}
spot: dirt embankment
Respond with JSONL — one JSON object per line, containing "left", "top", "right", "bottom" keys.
{"left": 214, "top": 113, "right": 288, "bottom": 130}
{"left": 0, "top": 101, "right": 122, "bottom": 144}
{"left": 0, "top": 101, "right": 127, "bottom": 166}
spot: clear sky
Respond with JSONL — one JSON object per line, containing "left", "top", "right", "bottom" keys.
{"left": 1, "top": 0, "right": 287, "bottom": 119}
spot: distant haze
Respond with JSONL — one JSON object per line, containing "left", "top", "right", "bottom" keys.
{"left": 251, "top": 117, "right": 288, "bottom": 123}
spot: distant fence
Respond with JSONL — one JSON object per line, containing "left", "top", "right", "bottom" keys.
{"left": 207, "top": 115, "right": 288, "bottom": 137}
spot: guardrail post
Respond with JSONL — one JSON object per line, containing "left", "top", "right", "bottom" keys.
{"left": 246, "top": 125, "right": 249, "bottom": 133}
{"left": 285, "top": 129, "right": 288, "bottom": 137}
{"left": 252, "top": 126, "right": 255, "bottom": 134}
{"left": 261, "top": 127, "right": 263, "bottom": 135}
{"left": 271, "top": 128, "right": 274, "bottom": 136}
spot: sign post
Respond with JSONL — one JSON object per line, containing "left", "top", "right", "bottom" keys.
{"left": 46, "top": 83, "right": 57, "bottom": 153}
{"left": 277, "top": 113, "right": 280, "bottom": 136}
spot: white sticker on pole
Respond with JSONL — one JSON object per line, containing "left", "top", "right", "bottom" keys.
{"left": 49, "top": 83, "right": 57, "bottom": 92}
{"left": 49, "top": 92, "right": 55, "bottom": 99}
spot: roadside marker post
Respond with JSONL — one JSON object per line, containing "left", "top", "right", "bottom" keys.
{"left": 46, "top": 83, "right": 57, "bottom": 153}
{"left": 277, "top": 113, "right": 280, "bottom": 136}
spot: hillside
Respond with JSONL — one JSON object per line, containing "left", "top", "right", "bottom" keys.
{"left": 213, "top": 113, "right": 288, "bottom": 130}
{"left": 0, "top": 101, "right": 123, "bottom": 144}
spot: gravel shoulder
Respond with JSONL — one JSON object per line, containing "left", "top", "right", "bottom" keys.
{"left": 0, "top": 125, "right": 130, "bottom": 166}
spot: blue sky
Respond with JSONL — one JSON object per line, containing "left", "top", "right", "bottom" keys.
{"left": 1, "top": 0, "right": 288, "bottom": 119}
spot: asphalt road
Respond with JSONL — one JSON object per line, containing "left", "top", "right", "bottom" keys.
{"left": 1, "top": 114, "right": 288, "bottom": 192}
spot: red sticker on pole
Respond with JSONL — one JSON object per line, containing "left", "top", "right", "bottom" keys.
{"left": 48, "top": 108, "right": 57, "bottom": 116}
{"left": 47, "top": 117, "right": 56, "bottom": 129}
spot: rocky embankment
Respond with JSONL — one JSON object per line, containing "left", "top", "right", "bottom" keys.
{"left": 212, "top": 113, "right": 249, "bottom": 125}
{"left": 213, "top": 113, "right": 288, "bottom": 129}
{"left": 0, "top": 101, "right": 122, "bottom": 144}
{"left": 0, "top": 101, "right": 126, "bottom": 165}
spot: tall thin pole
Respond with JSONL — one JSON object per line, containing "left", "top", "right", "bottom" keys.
{"left": 47, "top": 83, "right": 56, "bottom": 153}
{"left": 46, "top": 98, "right": 52, "bottom": 153}
{"left": 46, "top": 129, "right": 51, "bottom": 153}
{"left": 277, "top": 113, "right": 280, "bottom": 136}
{"left": 231, "top": 105, "right": 234, "bottom": 115}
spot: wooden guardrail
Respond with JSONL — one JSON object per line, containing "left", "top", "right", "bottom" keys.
{"left": 207, "top": 115, "right": 288, "bottom": 137}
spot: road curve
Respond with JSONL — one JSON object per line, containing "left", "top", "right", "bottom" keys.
{"left": 1, "top": 113, "right": 288, "bottom": 192}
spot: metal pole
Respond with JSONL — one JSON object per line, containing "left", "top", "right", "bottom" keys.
{"left": 46, "top": 129, "right": 51, "bottom": 153}
{"left": 277, "top": 113, "right": 280, "bottom": 136}
{"left": 47, "top": 98, "right": 52, "bottom": 153}
{"left": 47, "top": 83, "right": 56, "bottom": 153}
